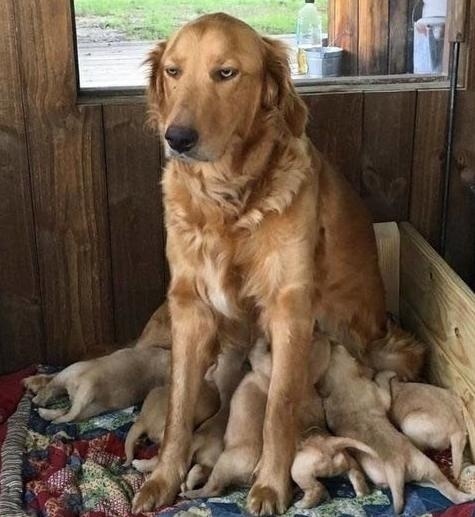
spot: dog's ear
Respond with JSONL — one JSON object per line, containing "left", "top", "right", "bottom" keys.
{"left": 145, "top": 40, "right": 167, "bottom": 128}
{"left": 261, "top": 37, "right": 308, "bottom": 137}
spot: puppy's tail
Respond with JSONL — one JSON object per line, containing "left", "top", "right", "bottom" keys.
{"left": 367, "top": 321, "right": 426, "bottom": 380}
{"left": 330, "top": 437, "right": 378, "bottom": 458}
{"left": 385, "top": 462, "right": 406, "bottom": 515}
{"left": 124, "top": 420, "right": 145, "bottom": 466}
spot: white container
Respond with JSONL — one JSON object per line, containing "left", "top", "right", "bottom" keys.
{"left": 413, "top": 16, "right": 445, "bottom": 74}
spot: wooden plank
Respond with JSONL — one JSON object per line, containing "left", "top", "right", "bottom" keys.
{"left": 388, "top": 0, "right": 409, "bottom": 74}
{"left": 358, "top": 0, "right": 390, "bottom": 75}
{"left": 0, "top": 0, "right": 45, "bottom": 373}
{"left": 373, "top": 222, "right": 400, "bottom": 318}
{"left": 409, "top": 90, "right": 449, "bottom": 250}
{"left": 14, "top": 0, "right": 114, "bottom": 364}
{"left": 103, "top": 104, "right": 166, "bottom": 343}
{"left": 305, "top": 93, "right": 363, "bottom": 191}
{"left": 444, "top": 89, "right": 475, "bottom": 289}
{"left": 400, "top": 222, "right": 475, "bottom": 459}
{"left": 328, "top": 0, "right": 359, "bottom": 75}
{"left": 361, "top": 91, "right": 416, "bottom": 222}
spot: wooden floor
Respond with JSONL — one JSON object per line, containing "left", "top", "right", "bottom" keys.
{"left": 77, "top": 36, "right": 298, "bottom": 89}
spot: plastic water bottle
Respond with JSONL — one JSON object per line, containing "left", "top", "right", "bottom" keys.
{"left": 296, "top": 0, "right": 322, "bottom": 74}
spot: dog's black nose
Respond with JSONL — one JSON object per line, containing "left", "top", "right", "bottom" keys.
{"left": 165, "top": 126, "right": 199, "bottom": 153}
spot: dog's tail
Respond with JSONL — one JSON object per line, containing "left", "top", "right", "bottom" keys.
{"left": 329, "top": 437, "right": 378, "bottom": 458}
{"left": 385, "top": 461, "right": 406, "bottom": 515}
{"left": 124, "top": 420, "right": 145, "bottom": 466}
{"left": 367, "top": 321, "right": 426, "bottom": 380}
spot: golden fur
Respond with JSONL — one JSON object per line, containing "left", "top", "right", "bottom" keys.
{"left": 133, "top": 13, "right": 425, "bottom": 515}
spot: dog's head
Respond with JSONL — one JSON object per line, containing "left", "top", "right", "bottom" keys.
{"left": 146, "top": 13, "right": 307, "bottom": 162}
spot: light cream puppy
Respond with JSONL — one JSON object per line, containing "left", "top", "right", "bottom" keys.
{"left": 291, "top": 427, "right": 376, "bottom": 509}
{"left": 126, "top": 379, "right": 220, "bottom": 468}
{"left": 23, "top": 346, "right": 170, "bottom": 424}
{"left": 132, "top": 346, "right": 248, "bottom": 481}
{"left": 183, "top": 335, "right": 330, "bottom": 499}
{"left": 375, "top": 370, "right": 467, "bottom": 480}
{"left": 321, "top": 345, "right": 473, "bottom": 514}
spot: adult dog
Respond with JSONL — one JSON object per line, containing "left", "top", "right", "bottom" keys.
{"left": 133, "top": 13, "right": 424, "bottom": 514}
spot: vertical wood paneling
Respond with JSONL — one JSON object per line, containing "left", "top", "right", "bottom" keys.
{"left": 361, "top": 91, "right": 416, "bottom": 222}
{"left": 103, "top": 104, "right": 166, "bottom": 343}
{"left": 0, "top": 0, "right": 44, "bottom": 373}
{"left": 389, "top": 0, "right": 409, "bottom": 74}
{"left": 305, "top": 93, "right": 363, "bottom": 191}
{"left": 445, "top": 90, "right": 475, "bottom": 289}
{"left": 14, "top": 0, "right": 114, "bottom": 364}
{"left": 358, "top": 0, "right": 389, "bottom": 75}
{"left": 329, "top": 0, "right": 359, "bottom": 75}
{"left": 409, "top": 90, "right": 448, "bottom": 249}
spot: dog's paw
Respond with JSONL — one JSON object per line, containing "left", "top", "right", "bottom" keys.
{"left": 132, "top": 477, "right": 177, "bottom": 514}
{"left": 247, "top": 484, "right": 291, "bottom": 516}
{"left": 132, "top": 458, "right": 159, "bottom": 473}
{"left": 38, "top": 408, "right": 65, "bottom": 421}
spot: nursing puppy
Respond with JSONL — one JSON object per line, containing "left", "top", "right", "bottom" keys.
{"left": 321, "top": 345, "right": 473, "bottom": 514}
{"left": 291, "top": 429, "right": 375, "bottom": 508}
{"left": 24, "top": 346, "right": 170, "bottom": 423}
{"left": 183, "top": 336, "right": 330, "bottom": 499}
{"left": 125, "top": 379, "right": 220, "bottom": 468}
{"left": 375, "top": 371, "right": 467, "bottom": 480}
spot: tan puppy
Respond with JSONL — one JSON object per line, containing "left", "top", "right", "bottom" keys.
{"left": 23, "top": 346, "right": 170, "bottom": 423}
{"left": 125, "top": 379, "right": 220, "bottom": 468}
{"left": 375, "top": 371, "right": 467, "bottom": 480}
{"left": 321, "top": 345, "right": 473, "bottom": 514}
{"left": 183, "top": 336, "right": 330, "bottom": 500}
{"left": 291, "top": 429, "right": 376, "bottom": 508}
{"left": 181, "top": 346, "right": 248, "bottom": 491}
{"left": 134, "top": 12, "right": 425, "bottom": 515}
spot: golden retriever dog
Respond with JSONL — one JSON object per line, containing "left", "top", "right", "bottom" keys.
{"left": 132, "top": 13, "right": 425, "bottom": 514}
{"left": 321, "top": 345, "right": 472, "bottom": 514}
{"left": 375, "top": 371, "right": 467, "bottom": 480}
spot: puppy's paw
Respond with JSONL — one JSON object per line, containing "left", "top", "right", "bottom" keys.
{"left": 132, "top": 457, "right": 159, "bottom": 473}
{"left": 38, "top": 408, "right": 65, "bottom": 421}
{"left": 132, "top": 477, "right": 177, "bottom": 514}
{"left": 247, "top": 484, "right": 291, "bottom": 516}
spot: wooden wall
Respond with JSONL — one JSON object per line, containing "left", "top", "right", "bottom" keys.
{"left": 0, "top": 0, "right": 473, "bottom": 373}
{"left": 329, "top": 0, "right": 419, "bottom": 75}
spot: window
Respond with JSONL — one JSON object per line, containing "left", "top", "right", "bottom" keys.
{"left": 73, "top": 0, "right": 449, "bottom": 91}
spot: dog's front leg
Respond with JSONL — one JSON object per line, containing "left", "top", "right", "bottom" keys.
{"left": 248, "top": 288, "right": 314, "bottom": 515}
{"left": 132, "top": 286, "right": 218, "bottom": 513}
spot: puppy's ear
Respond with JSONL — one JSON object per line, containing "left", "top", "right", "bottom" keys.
{"left": 145, "top": 40, "right": 167, "bottom": 129}
{"left": 261, "top": 37, "right": 308, "bottom": 137}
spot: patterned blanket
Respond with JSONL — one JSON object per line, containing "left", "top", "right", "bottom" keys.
{"left": 1, "top": 367, "right": 474, "bottom": 517}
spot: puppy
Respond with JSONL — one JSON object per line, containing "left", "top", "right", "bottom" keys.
{"left": 23, "top": 345, "right": 170, "bottom": 423}
{"left": 375, "top": 370, "right": 467, "bottom": 480}
{"left": 126, "top": 379, "right": 220, "bottom": 469}
{"left": 291, "top": 428, "right": 376, "bottom": 508}
{"left": 181, "top": 346, "right": 249, "bottom": 491}
{"left": 184, "top": 335, "right": 330, "bottom": 499}
{"left": 183, "top": 339, "right": 271, "bottom": 498}
{"left": 321, "top": 345, "right": 473, "bottom": 514}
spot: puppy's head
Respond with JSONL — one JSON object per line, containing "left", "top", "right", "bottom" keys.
{"left": 146, "top": 13, "right": 307, "bottom": 163}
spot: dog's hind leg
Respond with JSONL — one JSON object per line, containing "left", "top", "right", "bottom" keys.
{"left": 347, "top": 455, "right": 370, "bottom": 497}
{"left": 51, "top": 388, "right": 95, "bottom": 423}
{"left": 124, "top": 420, "right": 145, "bottom": 466}
{"left": 415, "top": 453, "right": 474, "bottom": 505}
{"left": 450, "top": 431, "right": 467, "bottom": 480}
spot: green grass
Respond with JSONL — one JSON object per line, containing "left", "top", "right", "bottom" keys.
{"left": 74, "top": 0, "right": 328, "bottom": 40}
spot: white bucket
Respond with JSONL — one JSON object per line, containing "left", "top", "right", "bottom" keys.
{"left": 422, "top": 0, "right": 447, "bottom": 18}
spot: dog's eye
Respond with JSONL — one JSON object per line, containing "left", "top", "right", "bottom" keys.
{"left": 165, "top": 66, "right": 180, "bottom": 77}
{"left": 217, "top": 68, "right": 237, "bottom": 81}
